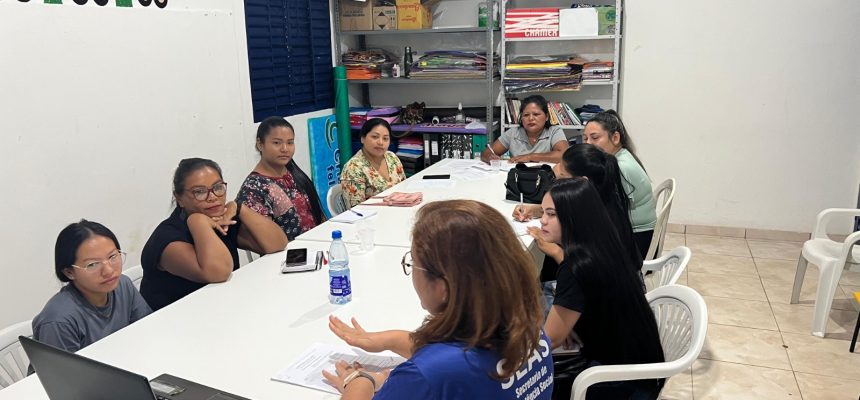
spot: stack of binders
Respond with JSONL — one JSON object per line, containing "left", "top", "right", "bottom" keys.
{"left": 396, "top": 136, "right": 424, "bottom": 176}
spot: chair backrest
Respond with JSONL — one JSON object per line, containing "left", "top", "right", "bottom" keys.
{"left": 244, "top": 250, "right": 258, "bottom": 265}
{"left": 642, "top": 246, "right": 691, "bottom": 292}
{"left": 0, "top": 321, "right": 33, "bottom": 388}
{"left": 645, "top": 178, "right": 676, "bottom": 260}
{"left": 122, "top": 265, "right": 144, "bottom": 291}
{"left": 326, "top": 184, "right": 348, "bottom": 217}
{"left": 570, "top": 285, "right": 707, "bottom": 400}
{"left": 648, "top": 285, "right": 707, "bottom": 364}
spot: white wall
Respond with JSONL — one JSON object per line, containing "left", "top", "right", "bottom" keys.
{"left": 0, "top": 0, "right": 330, "bottom": 329}
{"left": 621, "top": 0, "right": 860, "bottom": 233}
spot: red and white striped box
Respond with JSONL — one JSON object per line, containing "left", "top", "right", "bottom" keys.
{"left": 504, "top": 8, "right": 559, "bottom": 38}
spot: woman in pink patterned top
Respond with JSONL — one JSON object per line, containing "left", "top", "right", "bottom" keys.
{"left": 237, "top": 117, "right": 325, "bottom": 241}
{"left": 340, "top": 118, "right": 406, "bottom": 207}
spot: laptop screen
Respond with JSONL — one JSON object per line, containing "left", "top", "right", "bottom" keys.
{"left": 20, "top": 336, "right": 156, "bottom": 400}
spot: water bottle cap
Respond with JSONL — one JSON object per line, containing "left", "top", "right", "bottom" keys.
{"left": 332, "top": 230, "right": 342, "bottom": 239}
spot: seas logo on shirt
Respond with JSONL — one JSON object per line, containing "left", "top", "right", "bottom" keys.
{"left": 499, "top": 337, "right": 553, "bottom": 399}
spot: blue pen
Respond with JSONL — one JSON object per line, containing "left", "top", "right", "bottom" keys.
{"left": 350, "top": 209, "right": 364, "bottom": 217}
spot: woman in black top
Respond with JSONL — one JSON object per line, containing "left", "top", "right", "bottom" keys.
{"left": 515, "top": 144, "right": 643, "bottom": 314}
{"left": 140, "top": 158, "right": 288, "bottom": 311}
{"left": 536, "top": 178, "right": 664, "bottom": 400}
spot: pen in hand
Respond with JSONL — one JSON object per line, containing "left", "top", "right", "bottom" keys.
{"left": 486, "top": 143, "right": 499, "bottom": 161}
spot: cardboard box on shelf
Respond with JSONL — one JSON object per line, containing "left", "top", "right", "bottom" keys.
{"left": 395, "top": 0, "right": 437, "bottom": 30}
{"left": 505, "top": 8, "right": 559, "bottom": 38}
{"left": 373, "top": 6, "right": 397, "bottom": 30}
{"left": 340, "top": 0, "right": 373, "bottom": 31}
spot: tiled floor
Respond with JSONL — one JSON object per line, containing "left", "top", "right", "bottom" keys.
{"left": 658, "top": 233, "right": 860, "bottom": 400}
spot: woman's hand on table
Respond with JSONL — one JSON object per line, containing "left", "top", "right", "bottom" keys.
{"left": 322, "top": 360, "right": 391, "bottom": 395}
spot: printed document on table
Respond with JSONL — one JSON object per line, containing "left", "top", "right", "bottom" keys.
{"left": 272, "top": 342, "right": 405, "bottom": 394}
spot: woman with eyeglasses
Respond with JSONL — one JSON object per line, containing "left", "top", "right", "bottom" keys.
{"left": 33, "top": 220, "right": 151, "bottom": 353}
{"left": 322, "top": 200, "right": 553, "bottom": 400}
{"left": 537, "top": 179, "right": 663, "bottom": 400}
{"left": 237, "top": 116, "right": 326, "bottom": 241}
{"left": 480, "top": 95, "right": 569, "bottom": 164}
{"left": 139, "top": 158, "right": 288, "bottom": 311}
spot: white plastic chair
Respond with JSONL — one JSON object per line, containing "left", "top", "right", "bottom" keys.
{"left": 0, "top": 321, "right": 33, "bottom": 389}
{"left": 791, "top": 208, "right": 860, "bottom": 337}
{"left": 570, "top": 285, "right": 707, "bottom": 400}
{"left": 122, "top": 265, "right": 144, "bottom": 290}
{"left": 645, "top": 178, "right": 676, "bottom": 261}
{"left": 326, "top": 184, "right": 348, "bottom": 217}
{"left": 642, "top": 246, "right": 692, "bottom": 292}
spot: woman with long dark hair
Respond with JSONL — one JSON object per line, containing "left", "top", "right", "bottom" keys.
{"left": 583, "top": 110, "right": 656, "bottom": 259}
{"left": 515, "top": 144, "right": 643, "bottom": 312}
{"left": 322, "top": 200, "right": 553, "bottom": 399}
{"left": 538, "top": 179, "right": 663, "bottom": 400}
{"left": 237, "top": 116, "right": 326, "bottom": 240}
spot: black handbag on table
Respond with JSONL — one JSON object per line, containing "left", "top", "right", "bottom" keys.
{"left": 504, "top": 163, "right": 555, "bottom": 204}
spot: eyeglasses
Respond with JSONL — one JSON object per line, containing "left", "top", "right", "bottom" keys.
{"left": 186, "top": 182, "right": 227, "bottom": 201}
{"left": 401, "top": 251, "right": 432, "bottom": 276}
{"left": 71, "top": 251, "right": 126, "bottom": 273}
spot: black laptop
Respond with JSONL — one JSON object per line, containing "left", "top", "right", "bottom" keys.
{"left": 20, "top": 336, "right": 250, "bottom": 400}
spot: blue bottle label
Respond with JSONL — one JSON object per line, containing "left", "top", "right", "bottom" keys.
{"left": 330, "top": 275, "right": 352, "bottom": 296}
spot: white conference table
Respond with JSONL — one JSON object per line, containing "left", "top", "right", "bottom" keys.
{"left": 298, "top": 158, "right": 537, "bottom": 249}
{"left": 1, "top": 158, "right": 548, "bottom": 399}
{"left": 1, "top": 241, "right": 426, "bottom": 400}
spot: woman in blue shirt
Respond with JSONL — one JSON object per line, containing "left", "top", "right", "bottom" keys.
{"left": 322, "top": 200, "right": 554, "bottom": 400}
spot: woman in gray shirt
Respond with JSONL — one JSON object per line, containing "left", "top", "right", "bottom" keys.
{"left": 33, "top": 220, "right": 151, "bottom": 353}
{"left": 481, "top": 95, "right": 569, "bottom": 164}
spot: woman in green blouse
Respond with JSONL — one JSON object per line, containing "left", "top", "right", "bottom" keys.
{"left": 341, "top": 118, "right": 407, "bottom": 207}
{"left": 583, "top": 110, "right": 657, "bottom": 259}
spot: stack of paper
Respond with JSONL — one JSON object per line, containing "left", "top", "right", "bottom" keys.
{"left": 409, "top": 51, "right": 500, "bottom": 80}
{"left": 583, "top": 61, "right": 614, "bottom": 82}
{"left": 342, "top": 49, "right": 396, "bottom": 80}
{"left": 504, "top": 55, "right": 586, "bottom": 93}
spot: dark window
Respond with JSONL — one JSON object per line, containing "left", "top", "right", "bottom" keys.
{"left": 245, "top": 0, "right": 333, "bottom": 121}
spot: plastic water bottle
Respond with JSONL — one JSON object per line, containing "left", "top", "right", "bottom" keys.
{"left": 328, "top": 230, "right": 352, "bottom": 304}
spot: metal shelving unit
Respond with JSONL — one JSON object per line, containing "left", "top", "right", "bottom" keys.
{"left": 333, "top": 0, "right": 501, "bottom": 138}
{"left": 500, "top": 0, "right": 623, "bottom": 137}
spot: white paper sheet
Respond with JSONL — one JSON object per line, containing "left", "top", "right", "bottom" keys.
{"left": 510, "top": 219, "right": 541, "bottom": 236}
{"left": 406, "top": 179, "right": 457, "bottom": 190}
{"left": 452, "top": 169, "right": 493, "bottom": 182}
{"left": 272, "top": 342, "right": 406, "bottom": 394}
{"left": 329, "top": 208, "right": 377, "bottom": 223}
{"left": 442, "top": 159, "right": 480, "bottom": 170}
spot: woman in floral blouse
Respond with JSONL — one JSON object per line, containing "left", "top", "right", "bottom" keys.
{"left": 237, "top": 116, "right": 325, "bottom": 241}
{"left": 341, "top": 118, "right": 406, "bottom": 207}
